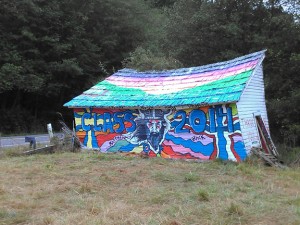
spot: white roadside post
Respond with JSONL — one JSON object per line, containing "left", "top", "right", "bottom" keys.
{"left": 47, "top": 123, "right": 54, "bottom": 140}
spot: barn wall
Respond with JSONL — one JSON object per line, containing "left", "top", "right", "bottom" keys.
{"left": 73, "top": 103, "right": 248, "bottom": 161}
{"left": 236, "top": 65, "right": 269, "bottom": 153}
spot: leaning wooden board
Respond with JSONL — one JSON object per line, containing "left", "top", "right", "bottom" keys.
{"left": 23, "top": 145, "right": 55, "bottom": 155}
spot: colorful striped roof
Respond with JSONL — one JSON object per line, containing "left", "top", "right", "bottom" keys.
{"left": 64, "top": 50, "right": 266, "bottom": 108}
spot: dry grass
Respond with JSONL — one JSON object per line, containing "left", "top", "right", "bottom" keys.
{"left": 0, "top": 151, "right": 299, "bottom": 225}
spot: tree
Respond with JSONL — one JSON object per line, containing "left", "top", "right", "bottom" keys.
{"left": 123, "top": 47, "right": 182, "bottom": 71}
{"left": 159, "top": 0, "right": 300, "bottom": 146}
{"left": 0, "top": 0, "right": 165, "bottom": 133}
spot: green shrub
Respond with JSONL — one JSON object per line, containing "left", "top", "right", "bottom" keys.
{"left": 226, "top": 203, "right": 243, "bottom": 216}
{"left": 184, "top": 171, "right": 198, "bottom": 182}
{"left": 197, "top": 189, "right": 209, "bottom": 201}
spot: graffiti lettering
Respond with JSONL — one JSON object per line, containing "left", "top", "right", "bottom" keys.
{"left": 173, "top": 107, "right": 234, "bottom": 134}
{"left": 174, "top": 111, "right": 189, "bottom": 133}
{"left": 216, "top": 106, "right": 234, "bottom": 132}
{"left": 209, "top": 108, "right": 216, "bottom": 132}
{"left": 109, "top": 136, "right": 126, "bottom": 146}
{"left": 82, "top": 112, "right": 136, "bottom": 133}
{"left": 94, "top": 113, "right": 103, "bottom": 131}
{"left": 189, "top": 109, "right": 206, "bottom": 132}
{"left": 124, "top": 113, "right": 136, "bottom": 132}
{"left": 241, "top": 118, "right": 255, "bottom": 128}
{"left": 113, "top": 112, "right": 125, "bottom": 133}
{"left": 82, "top": 113, "right": 92, "bottom": 131}
{"left": 191, "top": 135, "right": 205, "bottom": 142}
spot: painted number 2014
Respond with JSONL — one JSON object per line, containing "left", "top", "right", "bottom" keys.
{"left": 174, "top": 107, "right": 234, "bottom": 133}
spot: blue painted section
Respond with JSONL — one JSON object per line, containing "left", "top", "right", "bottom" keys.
{"left": 234, "top": 141, "right": 247, "bottom": 160}
{"left": 165, "top": 133, "right": 214, "bottom": 156}
{"left": 119, "top": 143, "right": 138, "bottom": 152}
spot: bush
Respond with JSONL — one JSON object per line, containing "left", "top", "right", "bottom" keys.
{"left": 277, "top": 144, "right": 300, "bottom": 166}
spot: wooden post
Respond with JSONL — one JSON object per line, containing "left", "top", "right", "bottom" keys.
{"left": 47, "top": 123, "right": 54, "bottom": 139}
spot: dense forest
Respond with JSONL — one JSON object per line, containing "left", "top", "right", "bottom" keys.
{"left": 0, "top": 0, "right": 299, "bottom": 148}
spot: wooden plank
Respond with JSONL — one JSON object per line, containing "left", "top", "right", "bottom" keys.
{"left": 251, "top": 147, "right": 284, "bottom": 168}
{"left": 255, "top": 116, "right": 278, "bottom": 156}
{"left": 23, "top": 145, "right": 55, "bottom": 155}
{"left": 256, "top": 121, "right": 270, "bottom": 154}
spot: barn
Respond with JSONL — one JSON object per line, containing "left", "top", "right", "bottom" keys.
{"left": 64, "top": 50, "right": 277, "bottom": 162}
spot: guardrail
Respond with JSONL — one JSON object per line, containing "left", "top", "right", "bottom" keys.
{"left": 0, "top": 134, "right": 50, "bottom": 149}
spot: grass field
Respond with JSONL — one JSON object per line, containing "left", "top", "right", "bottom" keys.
{"left": 0, "top": 150, "right": 299, "bottom": 225}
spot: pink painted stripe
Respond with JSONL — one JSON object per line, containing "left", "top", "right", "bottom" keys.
{"left": 163, "top": 140, "right": 210, "bottom": 160}
{"left": 104, "top": 65, "right": 253, "bottom": 95}
{"left": 107, "top": 60, "right": 258, "bottom": 85}
{"left": 232, "top": 135, "right": 243, "bottom": 143}
{"left": 168, "top": 131, "right": 214, "bottom": 146}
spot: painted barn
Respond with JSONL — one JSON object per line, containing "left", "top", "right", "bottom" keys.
{"left": 64, "top": 50, "right": 275, "bottom": 162}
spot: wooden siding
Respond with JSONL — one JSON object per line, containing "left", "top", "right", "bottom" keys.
{"left": 237, "top": 65, "right": 269, "bottom": 153}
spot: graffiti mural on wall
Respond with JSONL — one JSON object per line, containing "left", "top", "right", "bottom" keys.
{"left": 125, "top": 109, "right": 171, "bottom": 154}
{"left": 74, "top": 104, "right": 247, "bottom": 161}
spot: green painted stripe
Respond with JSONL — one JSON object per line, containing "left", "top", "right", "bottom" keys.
{"left": 65, "top": 69, "right": 253, "bottom": 107}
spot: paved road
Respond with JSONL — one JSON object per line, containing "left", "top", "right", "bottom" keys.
{"left": 0, "top": 134, "right": 51, "bottom": 148}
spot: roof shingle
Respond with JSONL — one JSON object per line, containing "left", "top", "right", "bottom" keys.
{"left": 64, "top": 50, "right": 265, "bottom": 108}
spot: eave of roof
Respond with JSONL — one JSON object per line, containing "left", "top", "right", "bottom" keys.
{"left": 64, "top": 50, "right": 266, "bottom": 108}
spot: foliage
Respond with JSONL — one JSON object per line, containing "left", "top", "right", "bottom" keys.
{"left": 277, "top": 145, "right": 300, "bottom": 165}
{"left": 123, "top": 47, "right": 183, "bottom": 71}
{"left": 197, "top": 189, "right": 210, "bottom": 201}
{"left": 160, "top": 0, "right": 300, "bottom": 147}
{"left": 0, "top": 0, "right": 158, "bottom": 133}
{"left": 0, "top": 146, "right": 25, "bottom": 158}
